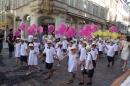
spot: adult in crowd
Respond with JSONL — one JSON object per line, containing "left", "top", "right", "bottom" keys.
{"left": 119, "top": 36, "right": 130, "bottom": 71}
{"left": 0, "top": 29, "right": 4, "bottom": 56}
{"left": 37, "top": 31, "right": 43, "bottom": 45}
{"left": 7, "top": 29, "right": 14, "bottom": 59}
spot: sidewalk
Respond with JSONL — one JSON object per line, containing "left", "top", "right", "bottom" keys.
{"left": 0, "top": 48, "right": 129, "bottom": 86}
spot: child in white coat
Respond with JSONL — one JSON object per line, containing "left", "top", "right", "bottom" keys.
{"left": 14, "top": 38, "right": 21, "bottom": 67}
{"left": 60, "top": 46, "right": 78, "bottom": 84}
{"left": 26, "top": 44, "right": 40, "bottom": 75}
{"left": 56, "top": 42, "right": 63, "bottom": 66}
{"left": 33, "top": 37, "right": 40, "bottom": 55}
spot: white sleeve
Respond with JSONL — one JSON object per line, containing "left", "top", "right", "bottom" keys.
{"left": 25, "top": 43, "right": 27, "bottom": 49}
{"left": 87, "top": 54, "right": 92, "bottom": 61}
{"left": 43, "top": 48, "right": 46, "bottom": 53}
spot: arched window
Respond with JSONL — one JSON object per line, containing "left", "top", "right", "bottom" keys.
{"left": 23, "top": 14, "right": 31, "bottom": 38}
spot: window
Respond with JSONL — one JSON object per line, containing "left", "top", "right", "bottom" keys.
{"left": 74, "top": 0, "right": 78, "bottom": 8}
{"left": 16, "top": 0, "right": 20, "bottom": 8}
{"left": 69, "top": 0, "right": 73, "bottom": 6}
{"left": 58, "top": 0, "right": 65, "bottom": 2}
{"left": 2, "top": 14, "right": 5, "bottom": 22}
{"left": 100, "top": 8, "right": 104, "bottom": 19}
{"left": 96, "top": 5, "right": 98, "bottom": 16}
{"left": 83, "top": 0, "right": 88, "bottom": 11}
{"left": 87, "top": 1, "right": 91, "bottom": 13}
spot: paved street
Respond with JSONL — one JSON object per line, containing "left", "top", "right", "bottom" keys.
{"left": 0, "top": 48, "right": 130, "bottom": 86}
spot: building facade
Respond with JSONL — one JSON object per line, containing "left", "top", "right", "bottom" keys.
{"left": 116, "top": 0, "right": 130, "bottom": 35}
{"left": 0, "top": 0, "right": 119, "bottom": 38}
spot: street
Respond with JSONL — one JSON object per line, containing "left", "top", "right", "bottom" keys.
{"left": 0, "top": 47, "right": 129, "bottom": 86}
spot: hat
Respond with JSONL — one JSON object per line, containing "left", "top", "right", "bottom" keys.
{"left": 34, "top": 37, "right": 37, "bottom": 39}
{"left": 63, "top": 36, "right": 66, "bottom": 39}
{"left": 71, "top": 46, "right": 76, "bottom": 50}
{"left": 110, "top": 39, "right": 114, "bottom": 42}
{"left": 99, "top": 38, "right": 102, "bottom": 41}
{"left": 107, "top": 40, "right": 110, "bottom": 42}
{"left": 83, "top": 41, "right": 86, "bottom": 44}
{"left": 44, "top": 38, "right": 48, "bottom": 40}
{"left": 86, "top": 46, "right": 91, "bottom": 51}
{"left": 80, "top": 38, "right": 83, "bottom": 41}
{"left": 47, "top": 40, "right": 52, "bottom": 43}
{"left": 21, "top": 38, "right": 25, "bottom": 40}
{"left": 16, "top": 38, "right": 20, "bottom": 40}
{"left": 73, "top": 39, "right": 77, "bottom": 41}
{"left": 70, "top": 41, "right": 73, "bottom": 43}
{"left": 29, "top": 43, "right": 34, "bottom": 47}
{"left": 92, "top": 43, "right": 96, "bottom": 46}
{"left": 58, "top": 42, "right": 62, "bottom": 45}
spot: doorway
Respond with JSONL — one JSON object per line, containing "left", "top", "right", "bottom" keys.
{"left": 42, "top": 18, "right": 55, "bottom": 35}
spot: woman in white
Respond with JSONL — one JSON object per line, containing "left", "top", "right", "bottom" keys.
{"left": 14, "top": 38, "right": 21, "bottom": 67}
{"left": 33, "top": 37, "right": 40, "bottom": 55}
{"left": 60, "top": 46, "right": 78, "bottom": 84}
{"left": 119, "top": 36, "right": 130, "bottom": 71}
{"left": 56, "top": 42, "right": 63, "bottom": 66}
{"left": 79, "top": 41, "right": 86, "bottom": 70}
{"left": 27, "top": 44, "right": 40, "bottom": 75}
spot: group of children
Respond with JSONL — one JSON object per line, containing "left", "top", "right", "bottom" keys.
{"left": 13, "top": 34, "right": 121, "bottom": 85}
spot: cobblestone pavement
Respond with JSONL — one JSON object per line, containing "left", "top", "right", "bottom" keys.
{"left": 0, "top": 49, "right": 130, "bottom": 86}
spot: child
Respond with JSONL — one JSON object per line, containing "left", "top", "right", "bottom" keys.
{"left": 13, "top": 38, "right": 21, "bottom": 67}
{"left": 55, "top": 38, "right": 59, "bottom": 50}
{"left": 91, "top": 43, "right": 98, "bottom": 68}
{"left": 79, "top": 41, "right": 86, "bottom": 70}
{"left": 19, "top": 38, "right": 28, "bottom": 70}
{"left": 106, "top": 39, "right": 116, "bottom": 67}
{"left": 39, "top": 40, "right": 59, "bottom": 80}
{"left": 42, "top": 38, "right": 48, "bottom": 62}
{"left": 104, "top": 40, "right": 109, "bottom": 60}
{"left": 62, "top": 36, "right": 68, "bottom": 53}
{"left": 26, "top": 44, "right": 40, "bottom": 75}
{"left": 59, "top": 46, "right": 78, "bottom": 84}
{"left": 78, "top": 46, "right": 94, "bottom": 85}
{"left": 67, "top": 41, "right": 73, "bottom": 54}
{"left": 98, "top": 40, "right": 105, "bottom": 59}
{"left": 56, "top": 42, "right": 63, "bottom": 66}
{"left": 33, "top": 37, "right": 40, "bottom": 55}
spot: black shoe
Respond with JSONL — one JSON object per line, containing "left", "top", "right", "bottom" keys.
{"left": 67, "top": 80, "right": 73, "bottom": 84}
{"left": 86, "top": 82, "right": 92, "bottom": 85}
{"left": 78, "top": 82, "right": 84, "bottom": 85}
{"left": 107, "top": 65, "right": 110, "bottom": 67}
{"left": 112, "top": 62, "right": 114, "bottom": 65}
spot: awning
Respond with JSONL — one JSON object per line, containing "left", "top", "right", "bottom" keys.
{"left": 67, "top": 12, "right": 105, "bottom": 24}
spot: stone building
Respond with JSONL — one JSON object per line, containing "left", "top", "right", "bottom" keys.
{"left": 0, "top": 0, "right": 120, "bottom": 38}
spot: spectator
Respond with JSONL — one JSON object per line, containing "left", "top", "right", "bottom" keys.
{"left": 7, "top": 29, "right": 14, "bottom": 59}
{"left": 0, "top": 29, "right": 4, "bottom": 56}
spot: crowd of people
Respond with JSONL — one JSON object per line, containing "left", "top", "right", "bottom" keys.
{"left": 1, "top": 29, "right": 130, "bottom": 85}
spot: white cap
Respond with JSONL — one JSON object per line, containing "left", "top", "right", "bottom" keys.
{"left": 47, "top": 40, "right": 52, "bottom": 43}
{"left": 63, "top": 36, "right": 67, "bottom": 39}
{"left": 71, "top": 46, "right": 76, "bottom": 50}
{"left": 80, "top": 38, "right": 83, "bottom": 41}
{"left": 58, "top": 42, "right": 62, "bottom": 45}
{"left": 34, "top": 37, "right": 37, "bottom": 39}
{"left": 29, "top": 43, "right": 34, "bottom": 47}
{"left": 99, "top": 38, "right": 102, "bottom": 41}
{"left": 86, "top": 46, "right": 91, "bottom": 51}
{"left": 92, "top": 43, "right": 96, "bottom": 46}
{"left": 16, "top": 38, "right": 20, "bottom": 40}
{"left": 110, "top": 39, "right": 114, "bottom": 42}
{"left": 73, "top": 39, "right": 77, "bottom": 41}
{"left": 21, "top": 38, "right": 25, "bottom": 40}
{"left": 83, "top": 41, "right": 86, "bottom": 44}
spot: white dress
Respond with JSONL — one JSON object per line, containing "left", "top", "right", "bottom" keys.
{"left": 15, "top": 43, "right": 21, "bottom": 57}
{"left": 34, "top": 42, "right": 40, "bottom": 54}
{"left": 28, "top": 50, "right": 38, "bottom": 65}
{"left": 79, "top": 47, "right": 86, "bottom": 70}
{"left": 121, "top": 42, "right": 130, "bottom": 60}
{"left": 56, "top": 48, "right": 63, "bottom": 59}
{"left": 68, "top": 53, "right": 78, "bottom": 72}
